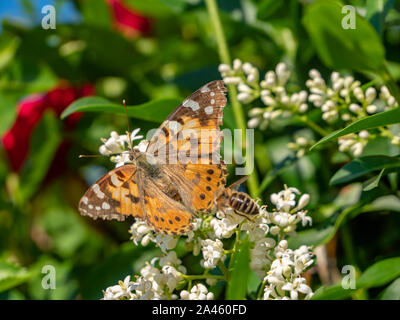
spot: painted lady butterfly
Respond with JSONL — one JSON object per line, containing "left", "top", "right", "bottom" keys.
{"left": 79, "top": 80, "right": 228, "bottom": 235}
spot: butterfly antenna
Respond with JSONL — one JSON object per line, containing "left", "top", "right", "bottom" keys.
{"left": 79, "top": 154, "right": 106, "bottom": 158}
{"left": 123, "top": 99, "right": 134, "bottom": 153}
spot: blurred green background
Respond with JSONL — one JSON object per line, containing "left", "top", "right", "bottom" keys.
{"left": 0, "top": 0, "right": 400, "bottom": 300}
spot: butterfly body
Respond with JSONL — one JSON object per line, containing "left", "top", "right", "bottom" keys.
{"left": 79, "top": 80, "right": 228, "bottom": 235}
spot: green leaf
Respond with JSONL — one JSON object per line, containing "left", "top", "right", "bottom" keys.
{"left": 257, "top": 0, "right": 285, "bottom": 19}
{"left": 361, "top": 195, "right": 400, "bottom": 213}
{"left": 247, "top": 270, "right": 262, "bottom": 296}
{"left": 0, "top": 259, "right": 35, "bottom": 293}
{"left": 363, "top": 168, "right": 385, "bottom": 191}
{"left": 330, "top": 155, "right": 400, "bottom": 185}
{"left": 0, "top": 93, "right": 18, "bottom": 136}
{"left": 61, "top": 96, "right": 183, "bottom": 123}
{"left": 380, "top": 278, "right": 400, "bottom": 300}
{"left": 311, "top": 108, "right": 400, "bottom": 150}
{"left": 226, "top": 237, "right": 250, "bottom": 300}
{"left": 125, "top": 0, "right": 186, "bottom": 17}
{"left": 303, "top": 0, "right": 385, "bottom": 72}
{"left": 366, "top": 0, "right": 395, "bottom": 35}
{"left": 357, "top": 257, "right": 400, "bottom": 288}
{"left": 19, "top": 112, "right": 61, "bottom": 202}
{"left": 0, "top": 32, "right": 20, "bottom": 71}
{"left": 313, "top": 257, "right": 400, "bottom": 299}
{"left": 81, "top": 0, "right": 112, "bottom": 28}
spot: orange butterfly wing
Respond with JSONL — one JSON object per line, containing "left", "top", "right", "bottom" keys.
{"left": 146, "top": 80, "right": 228, "bottom": 213}
{"left": 142, "top": 177, "right": 193, "bottom": 235}
{"left": 79, "top": 80, "right": 228, "bottom": 234}
{"left": 78, "top": 164, "right": 144, "bottom": 221}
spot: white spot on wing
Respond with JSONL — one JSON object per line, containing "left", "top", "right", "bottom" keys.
{"left": 185, "top": 120, "right": 198, "bottom": 127}
{"left": 205, "top": 106, "right": 213, "bottom": 114}
{"left": 82, "top": 196, "right": 88, "bottom": 204}
{"left": 210, "top": 92, "right": 215, "bottom": 96}
{"left": 211, "top": 99, "right": 215, "bottom": 104}
{"left": 102, "top": 202, "right": 111, "bottom": 210}
{"left": 96, "top": 206, "right": 101, "bottom": 211}
{"left": 111, "top": 174, "right": 123, "bottom": 187}
{"left": 183, "top": 99, "right": 200, "bottom": 111}
{"left": 93, "top": 184, "right": 105, "bottom": 199}
{"left": 201, "top": 85, "right": 210, "bottom": 93}
{"left": 169, "top": 120, "right": 182, "bottom": 133}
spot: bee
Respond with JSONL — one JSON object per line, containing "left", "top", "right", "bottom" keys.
{"left": 215, "top": 176, "right": 259, "bottom": 216}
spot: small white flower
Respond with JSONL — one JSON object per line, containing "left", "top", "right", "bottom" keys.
{"left": 358, "top": 130, "right": 369, "bottom": 139}
{"left": 271, "top": 187, "right": 300, "bottom": 212}
{"left": 218, "top": 63, "right": 231, "bottom": 74}
{"left": 103, "top": 275, "right": 135, "bottom": 300}
{"left": 180, "top": 284, "right": 214, "bottom": 300}
{"left": 365, "top": 87, "right": 376, "bottom": 103}
{"left": 237, "top": 92, "right": 254, "bottom": 104}
{"left": 391, "top": 135, "right": 400, "bottom": 145}
{"left": 223, "top": 77, "right": 242, "bottom": 85}
{"left": 366, "top": 104, "right": 377, "bottom": 114}
{"left": 201, "top": 239, "right": 224, "bottom": 269}
{"left": 129, "top": 220, "right": 153, "bottom": 246}
{"left": 281, "top": 277, "right": 313, "bottom": 300}
{"left": 296, "top": 194, "right": 310, "bottom": 210}
{"left": 155, "top": 234, "right": 178, "bottom": 253}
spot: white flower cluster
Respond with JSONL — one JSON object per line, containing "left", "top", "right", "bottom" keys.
{"left": 244, "top": 187, "right": 312, "bottom": 279}
{"left": 103, "top": 275, "right": 137, "bottom": 300}
{"left": 219, "top": 60, "right": 308, "bottom": 130}
{"left": 99, "top": 129, "right": 148, "bottom": 167}
{"left": 287, "top": 136, "right": 314, "bottom": 158}
{"left": 303, "top": 69, "right": 398, "bottom": 156}
{"left": 180, "top": 283, "right": 214, "bottom": 300}
{"left": 268, "top": 187, "right": 312, "bottom": 234}
{"left": 220, "top": 59, "right": 399, "bottom": 159}
{"left": 200, "top": 239, "right": 224, "bottom": 269}
{"left": 129, "top": 219, "right": 178, "bottom": 253}
{"left": 263, "top": 240, "right": 314, "bottom": 300}
{"left": 307, "top": 70, "right": 364, "bottom": 122}
{"left": 338, "top": 130, "right": 369, "bottom": 157}
{"left": 103, "top": 251, "right": 187, "bottom": 300}
{"left": 103, "top": 184, "right": 314, "bottom": 300}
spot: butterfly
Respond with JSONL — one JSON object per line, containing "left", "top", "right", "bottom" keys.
{"left": 78, "top": 80, "right": 228, "bottom": 235}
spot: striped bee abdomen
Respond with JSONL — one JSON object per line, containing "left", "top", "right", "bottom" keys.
{"left": 229, "top": 191, "right": 259, "bottom": 215}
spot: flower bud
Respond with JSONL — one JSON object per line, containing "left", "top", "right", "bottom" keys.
{"left": 358, "top": 130, "right": 369, "bottom": 139}
{"left": 365, "top": 87, "right": 376, "bottom": 103}
{"left": 366, "top": 105, "right": 377, "bottom": 114}
{"left": 297, "top": 194, "right": 310, "bottom": 209}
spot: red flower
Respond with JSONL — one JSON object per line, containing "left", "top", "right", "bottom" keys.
{"left": 106, "top": 0, "right": 151, "bottom": 37}
{"left": 2, "top": 83, "right": 95, "bottom": 172}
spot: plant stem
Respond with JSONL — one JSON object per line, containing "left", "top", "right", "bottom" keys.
{"left": 182, "top": 273, "right": 226, "bottom": 281}
{"left": 205, "top": 0, "right": 259, "bottom": 198}
{"left": 340, "top": 221, "right": 357, "bottom": 268}
{"left": 257, "top": 278, "right": 267, "bottom": 300}
{"left": 297, "top": 115, "right": 330, "bottom": 137}
{"left": 218, "top": 261, "right": 228, "bottom": 278}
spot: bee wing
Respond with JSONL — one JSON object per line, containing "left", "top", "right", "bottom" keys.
{"left": 228, "top": 176, "right": 249, "bottom": 191}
